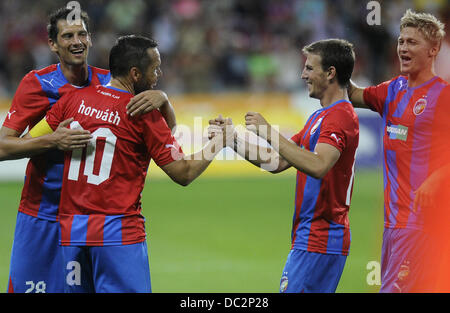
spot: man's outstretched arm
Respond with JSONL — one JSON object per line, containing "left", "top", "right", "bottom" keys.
{"left": 0, "top": 118, "right": 91, "bottom": 161}
{"left": 208, "top": 116, "right": 291, "bottom": 173}
{"left": 160, "top": 123, "right": 232, "bottom": 186}
{"left": 245, "top": 112, "right": 341, "bottom": 179}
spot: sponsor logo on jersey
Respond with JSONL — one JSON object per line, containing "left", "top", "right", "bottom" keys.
{"left": 386, "top": 123, "right": 408, "bottom": 141}
{"left": 413, "top": 97, "right": 427, "bottom": 116}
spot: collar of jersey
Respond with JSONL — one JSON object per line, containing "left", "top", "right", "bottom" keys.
{"left": 56, "top": 63, "right": 93, "bottom": 88}
{"left": 317, "top": 99, "right": 350, "bottom": 112}
{"left": 406, "top": 75, "right": 438, "bottom": 91}
{"left": 104, "top": 85, "right": 132, "bottom": 94}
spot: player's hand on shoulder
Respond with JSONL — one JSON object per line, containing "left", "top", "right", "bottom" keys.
{"left": 126, "top": 90, "right": 169, "bottom": 117}
{"left": 52, "top": 118, "right": 92, "bottom": 151}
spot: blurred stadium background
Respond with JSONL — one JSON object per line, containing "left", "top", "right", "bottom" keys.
{"left": 0, "top": 0, "right": 448, "bottom": 293}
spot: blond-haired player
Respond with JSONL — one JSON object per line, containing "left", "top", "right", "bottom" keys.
{"left": 348, "top": 9, "right": 450, "bottom": 292}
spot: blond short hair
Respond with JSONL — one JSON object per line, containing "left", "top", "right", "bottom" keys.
{"left": 400, "top": 9, "right": 446, "bottom": 47}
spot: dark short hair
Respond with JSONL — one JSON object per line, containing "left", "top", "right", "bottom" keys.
{"left": 47, "top": 7, "right": 91, "bottom": 42}
{"left": 109, "top": 35, "right": 159, "bottom": 77}
{"left": 302, "top": 39, "right": 355, "bottom": 88}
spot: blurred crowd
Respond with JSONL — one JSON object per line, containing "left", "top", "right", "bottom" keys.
{"left": 0, "top": 0, "right": 448, "bottom": 98}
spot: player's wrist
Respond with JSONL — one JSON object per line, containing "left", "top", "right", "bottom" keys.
{"left": 44, "top": 132, "right": 59, "bottom": 149}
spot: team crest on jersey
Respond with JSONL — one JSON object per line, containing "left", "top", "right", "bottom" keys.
{"left": 310, "top": 117, "right": 324, "bottom": 135}
{"left": 413, "top": 97, "right": 427, "bottom": 116}
{"left": 397, "top": 260, "right": 410, "bottom": 284}
{"left": 280, "top": 275, "right": 289, "bottom": 293}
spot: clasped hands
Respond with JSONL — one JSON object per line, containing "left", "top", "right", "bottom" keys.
{"left": 208, "top": 112, "right": 271, "bottom": 146}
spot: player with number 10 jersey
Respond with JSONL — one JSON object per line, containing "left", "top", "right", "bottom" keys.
{"left": 43, "top": 83, "right": 181, "bottom": 247}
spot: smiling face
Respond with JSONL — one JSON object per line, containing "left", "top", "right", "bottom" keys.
{"left": 397, "top": 26, "right": 438, "bottom": 76}
{"left": 134, "top": 48, "right": 162, "bottom": 93}
{"left": 301, "top": 53, "right": 329, "bottom": 100}
{"left": 48, "top": 19, "right": 91, "bottom": 66}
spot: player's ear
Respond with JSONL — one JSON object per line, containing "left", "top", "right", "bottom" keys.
{"left": 129, "top": 67, "right": 142, "bottom": 83}
{"left": 429, "top": 42, "right": 439, "bottom": 58}
{"left": 48, "top": 38, "right": 59, "bottom": 53}
{"left": 327, "top": 66, "right": 337, "bottom": 83}
{"left": 87, "top": 33, "right": 93, "bottom": 47}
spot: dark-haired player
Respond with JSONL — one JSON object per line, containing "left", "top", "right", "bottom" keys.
{"left": 28, "top": 35, "right": 228, "bottom": 292}
{"left": 210, "top": 39, "right": 359, "bottom": 292}
{"left": 0, "top": 7, "right": 175, "bottom": 293}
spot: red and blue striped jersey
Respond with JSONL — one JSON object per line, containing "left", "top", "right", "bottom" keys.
{"left": 290, "top": 100, "right": 359, "bottom": 256}
{"left": 363, "top": 76, "right": 450, "bottom": 229}
{"left": 45, "top": 85, "right": 182, "bottom": 246}
{"left": 2, "top": 64, "right": 111, "bottom": 221}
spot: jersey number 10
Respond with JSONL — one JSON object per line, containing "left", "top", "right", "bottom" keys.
{"left": 68, "top": 121, "right": 117, "bottom": 185}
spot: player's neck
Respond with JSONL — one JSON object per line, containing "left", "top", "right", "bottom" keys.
{"left": 320, "top": 85, "right": 349, "bottom": 108}
{"left": 407, "top": 68, "right": 436, "bottom": 88}
{"left": 109, "top": 78, "right": 135, "bottom": 95}
{"left": 60, "top": 62, "right": 89, "bottom": 87}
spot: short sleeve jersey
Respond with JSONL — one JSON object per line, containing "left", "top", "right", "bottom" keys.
{"left": 45, "top": 85, "right": 183, "bottom": 246}
{"left": 2, "top": 64, "right": 111, "bottom": 221}
{"left": 289, "top": 100, "right": 359, "bottom": 255}
{"left": 363, "top": 76, "right": 450, "bottom": 229}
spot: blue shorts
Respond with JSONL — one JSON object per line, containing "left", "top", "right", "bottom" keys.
{"left": 62, "top": 241, "right": 151, "bottom": 293}
{"left": 8, "top": 212, "right": 65, "bottom": 293}
{"left": 380, "top": 228, "right": 431, "bottom": 293}
{"left": 279, "top": 249, "right": 347, "bottom": 293}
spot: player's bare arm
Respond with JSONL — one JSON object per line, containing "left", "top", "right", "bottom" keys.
{"left": 246, "top": 112, "right": 341, "bottom": 179}
{"left": 348, "top": 80, "right": 369, "bottom": 109}
{"left": 0, "top": 118, "right": 92, "bottom": 161}
{"left": 126, "top": 90, "right": 177, "bottom": 132}
{"left": 208, "top": 116, "right": 291, "bottom": 173}
{"left": 160, "top": 126, "right": 229, "bottom": 186}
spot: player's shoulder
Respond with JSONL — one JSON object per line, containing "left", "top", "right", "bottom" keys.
{"left": 88, "top": 65, "right": 111, "bottom": 86}
{"left": 34, "top": 64, "right": 59, "bottom": 76}
{"left": 387, "top": 75, "right": 408, "bottom": 90}
{"left": 330, "top": 100, "right": 357, "bottom": 116}
{"left": 326, "top": 100, "right": 359, "bottom": 126}
{"left": 436, "top": 76, "right": 449, "bottom": 88}
{"left": 436, "top": 78, "right": 450, "bottom": 99}
{"left": 138, "top": 106, "right": 165, "bottom": 123}
{"left": 19, "top": 64, "right": 58, "bottom": 84}
{"left": 57, "top": 84, "right": 99, "bottom": 105}
{"left": 89, "top": 65, "right": 110, "bottom": 76}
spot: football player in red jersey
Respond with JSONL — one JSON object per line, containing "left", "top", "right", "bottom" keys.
{"left": 0, "top": 7, "right": 176, "bottom": 293}
{"left": 348, "top": 9, "right": 450, "bottom": 292}
{"left": 210, "top": 39, "right": 359, "bottom": 293}
{"left": 27, "top": 35, "right": 229, "bottom": 292}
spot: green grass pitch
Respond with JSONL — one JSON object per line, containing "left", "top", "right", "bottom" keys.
{"left": 0, "top": 169, "right": 384, "bottom": 292}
